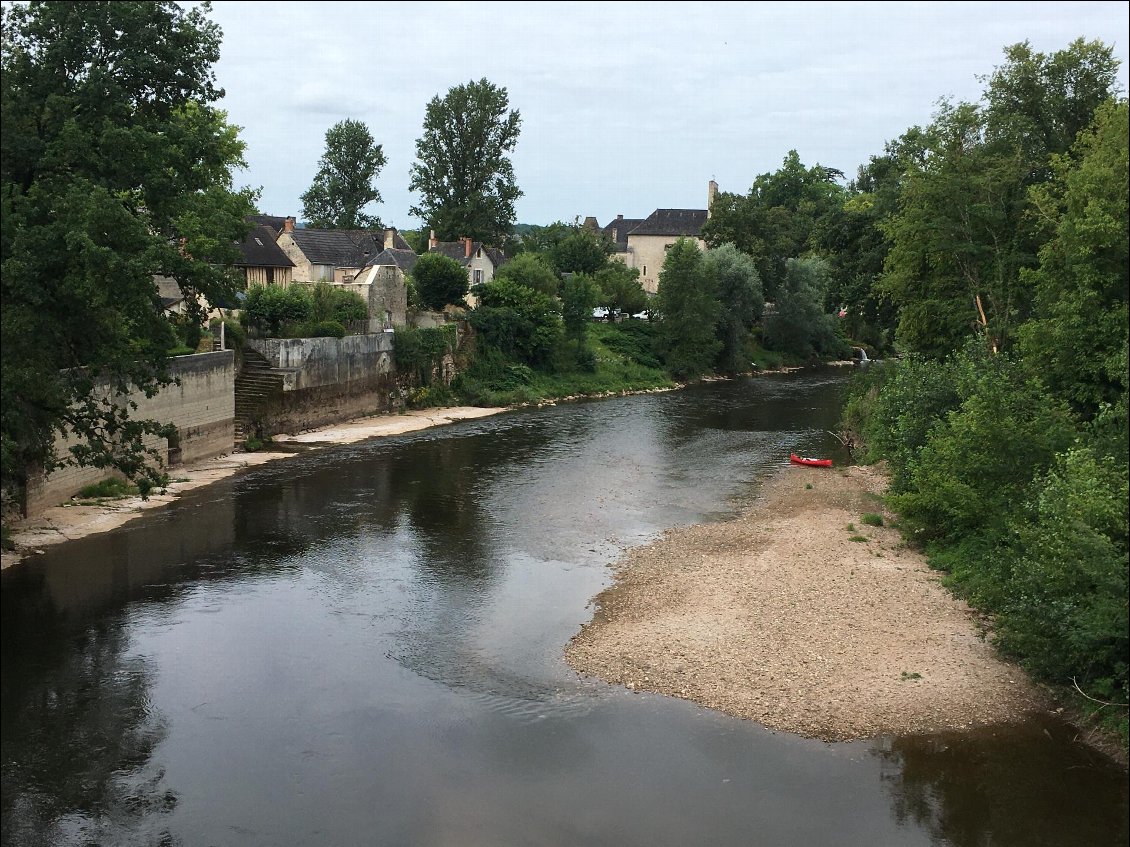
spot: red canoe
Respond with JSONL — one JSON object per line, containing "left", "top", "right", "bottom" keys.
{"left": 790, "top": 453, "right": 832, "bottom": 468}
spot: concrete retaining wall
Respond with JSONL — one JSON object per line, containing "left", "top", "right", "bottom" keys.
{"left": 247, "top": 335, "right": 400, "bottom": 435}
{"left": 25, "top": 351, "right": 235, "bottom": 516}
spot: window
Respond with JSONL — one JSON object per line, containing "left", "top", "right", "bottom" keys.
{"left": 254, "top": 237, "right": 264, "bottom": 246}
{"left": 473, "top": 269, "right": 484, "bottom": 285}
{"left": 266, "top": 267, "right": 275, "bottom": 285}
{"left": 642, "top": 265, "right": 647, "bottom": 276}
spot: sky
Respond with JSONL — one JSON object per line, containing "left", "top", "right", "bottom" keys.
{"left": 202, "top": 1, "right": 1130, "bottom": 230}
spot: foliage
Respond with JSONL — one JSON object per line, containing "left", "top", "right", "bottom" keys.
{"left": 561, "top": 273, "right": 601, "bottom": 357}
{"left": 77, "top": 477, "right": 138, "bottom": 500}
{"left": 997, "top": 448, "right": 1128, "bottom": 704}
{"left": 653, "top": 238, "right": 720, "bottom": 379}
{"left": 1016, "top": 99, "right": 1128, "bottom": 420}
{"left": 593, "top": 263, "right": 648, "bottom": 318}
{"left": 311, "top": 282, "right": 367, "bottom": 324}
{"left": 878, "top": 39, "right": 1120, "bottom": 358}
{"left": 702, "top": 150, "right": 846, "bottom": 300}
{"left": 0, "top": 1, "right": 255, "bottom": 494}
{"left": 410, "top": 252, "right": 469, "bottom": 312}
{"left": 550, "top": 229, "right": 612, "bottom": 275}
{"left": 394, "top": 325, "right": 457, "bottom": 386}
{"left": 208, "top": 316, "right": 246, "bottom": 350}
{"left": 468, "top": 277, "right": 561, "bottom": 367}
{"left": 705, "top": 243, "right": 764, "bottom": 373}
{"left": 763, "top": 258, "right": 848, "bottom": 360}
{"left": 493, "top": 252, "right": 560, "bottom": 296}
{"left": 242, "top": 285, "right": 312, "bottom": 336}
{"left": 284, "top": 320, "right": 346, "bottom": 339}
{"left": 409, "top": 78, "right": 522, "bottom": 244}
{"left": 507, "top": 221, "right": 573, "bottom": 256}
{"left": 300, "top": 119, "right": 386, "bottom": 229}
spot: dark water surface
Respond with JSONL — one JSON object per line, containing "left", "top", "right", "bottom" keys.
{"left": 3, "top": 373, "right": 1126, "bottom": 846}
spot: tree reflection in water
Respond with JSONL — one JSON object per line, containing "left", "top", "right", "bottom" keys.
{"left": 874, "top": 719, "right": 1129, "bottom": 847}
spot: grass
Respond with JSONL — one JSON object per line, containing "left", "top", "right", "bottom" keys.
{"left": 900, "top": 671, "right": 923, "bottom": 681}
{"left": 849, "top": 535, "right": 869, "bottom": 543}
{"left": 845, "top": 522, "right": 856, "bottom": 532}
{"left": 77, "top": 478, "right": 137, "bottom": 500}
{"left": 805, "top": 483, "right": 813, "bottom": 490}
{"left": 861, "top": 513, "right": 885, "bottom": 527}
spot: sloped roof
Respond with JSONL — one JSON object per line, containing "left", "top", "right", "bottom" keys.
{"left": 236, "top": 225, "right": 295, "bottom": 268}
{"left": 629, "top": 209, "right": 708, "bottom": 237}
{"left": 365, "top": 248, "right": 419, "bottom": 273}
{"left": 602, "top": 217, "right": 645, "bottom": 252}
{"left": 288, "top": 228, "right": 412, "bottom": 268}
{"left": 247, "top": 214, "right": 288, "bottom": 235}
{"left": 429, "top": 241, "right": 507, "bottom": 268}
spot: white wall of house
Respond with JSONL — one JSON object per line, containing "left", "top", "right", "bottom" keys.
{"left": 625, "top": 234, "right": 706, "bottom": 294}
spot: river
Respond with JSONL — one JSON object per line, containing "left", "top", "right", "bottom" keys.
{"left": 2, "top": 371, "right": 1126, "bottom": 846}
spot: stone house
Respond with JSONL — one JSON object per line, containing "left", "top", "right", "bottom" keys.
{"left": 599, "top": 180, "right": 718, "bottom": 294}
{"left": 427, "top": 233, "right": 507, "bottom": 288}
{"left": 276, "top": 218, "right": 412, "bottom": 284}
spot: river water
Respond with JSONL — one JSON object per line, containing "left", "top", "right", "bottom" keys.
{"left": 2, "top": 372, "right": 1126, "bottom": 846}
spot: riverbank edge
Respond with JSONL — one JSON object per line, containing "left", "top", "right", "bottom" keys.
{"left": 564, "top": 462, "right": 1128, "bottom": 768}
{"left": 0, "top": 406, "right": 510, "bottom": 571}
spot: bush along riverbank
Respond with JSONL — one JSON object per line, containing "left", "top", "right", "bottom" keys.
{"left": 840, "top": 348, "right": 1129, "bottom": 756}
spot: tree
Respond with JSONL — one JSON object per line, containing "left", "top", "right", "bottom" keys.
{"left": 550, "top": 229, "right": 612, "bottom": 275}
{"left": 409, "top": 78, "right": 522, "bottom": 244}
{"left": 1017, "top": 99, "right": 1129, "bottom": 420}
{"left": 705, "top": 244, "right": 764, "bottom": 373}
{"left": 493, "top": 252, "right": 559, "bottom": 296}
{"left": 410, "top": 253, "right": 469, "bottom": 312}
{"left": 469, "top": 277, "right": 561, "bottom": 367}
{"left": 1, "top": 1, "right": 254, "bottom": 496}
{"left": 300, "top": 119, "right": 386, "bottom": 229}
{"left": 702, "top": 150, "right": 846, "bottom": 299}
{"left": 654, "top": 239, "right": 720, "bottom": 379}
{"left": 879, "top": 40, "right": 1120, "bottom": 358}
{"left": 763, "top": 258, "right": 846, "bottom": 359}
{"left": 561, "top": 273, "right": 600, "bottom": 354}
{"left": 594, "top": 263, "right": 648, "bottom": 318}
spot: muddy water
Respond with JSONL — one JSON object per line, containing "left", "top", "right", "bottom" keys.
{"left": 2, "top": 372, "right": 1126, "bottom": 846}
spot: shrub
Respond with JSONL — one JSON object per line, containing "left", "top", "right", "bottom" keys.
{"left": 77, "top": 477, "right": 136, "bottom": 499}
{"left": 469, "top": 278, "right": 562, "bottom": 367}
{"left": 861, "top": 513, "right": 884, "bottom": 526}
{"left": 312, "top": 282, "right": 367, "bottom": 324}
{"left": 285, "top": 320, "right": 346, "bottom": 338}
{"left": 411, "top": 253, "right": 469, "bottom": 311}
{"left": 243, "top": 285, "right": 312, "bottom": 336}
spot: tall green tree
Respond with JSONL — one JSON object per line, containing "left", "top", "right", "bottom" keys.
{"left": 763, "top": 258, "right": 846, "bottom": 360}
{"left": 1, "top": 0, "right": 254, "bottom": 495}
{"left": 702, "top": 151, "right": 845, "bottom": 299}
{"left": 300, "top": 119, "right": 386, "bottom": 229}
{"left": 1017, "top": 99, "right": 1129, "bottom": 421}
{"left": 705, "top": 244, "right": 763, "bottom": 373}
{"left": 879, "top": 39, "right": 1120, "bottom": 358}
{"left": 409, "top": 78, "right": 522, "bottom": 245}
{"left": 561, "top": 273, "right": 601, "bottom": 356}
{"left": 654, "top": 239, "right": 720, "bottom": 379}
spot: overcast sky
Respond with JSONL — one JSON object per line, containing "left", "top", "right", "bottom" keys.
{"left": 203, "top": 1, "right": 1129, "bottom": 230}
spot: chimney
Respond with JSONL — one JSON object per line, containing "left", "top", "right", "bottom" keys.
{"left": 283, "top": 216, "right": 296, "bottom": 233}
{"left": 707, "top": 180, "right": 719, "bottom": 218}
{"left": 428, "top": 229, "right": 438, "bottom": 250}
{"left": 616, "top": 214, "right": 624, "bottom": 220}
{"left": 464, "top": 236, "right": 473, "bottom": 258}
{"left": 384, "top": 227, "right": 396, "bottom": 250}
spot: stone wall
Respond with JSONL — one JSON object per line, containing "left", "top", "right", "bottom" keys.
{"left": 247, "top": 335, "right": 400, "bottom": 435}
{"left": 24, "top": 351, "right": 235, "bottom": 516}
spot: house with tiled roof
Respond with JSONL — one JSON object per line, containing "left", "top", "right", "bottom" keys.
{"left": 276, "top": 218, "right": 412, "bottom": 283}
{"left": 427, "top": 233, "right": 508, "bottom": 289}
{"left": 236, "top": 223, "right": 295, "bottom": 288}
{"left": 598, "top": 180, "right": 718, "bottom": 293}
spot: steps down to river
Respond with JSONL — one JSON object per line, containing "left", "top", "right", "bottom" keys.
{"left": 234, "top": 347, "right": 283, "bottom": 446}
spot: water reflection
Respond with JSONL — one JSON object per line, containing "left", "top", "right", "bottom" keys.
{"left": 2, "top": 375, "right": 1127, "bottom": 846}
{"left": 875, "top": 718, "right": 1129, "bottom": 846}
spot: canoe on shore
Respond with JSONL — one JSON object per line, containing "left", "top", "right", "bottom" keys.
{"left": 790, "top": 453, "right": 833, "bottom": 468}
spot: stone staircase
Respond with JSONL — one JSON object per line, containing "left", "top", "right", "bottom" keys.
{"left": 234, "top": 347, "right": 283, "bottom": 446}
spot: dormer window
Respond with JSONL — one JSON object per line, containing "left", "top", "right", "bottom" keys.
{"left": 254, "top": 237, "right": 264, "bottom": 246}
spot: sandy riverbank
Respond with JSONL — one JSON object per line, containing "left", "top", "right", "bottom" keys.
{"left": 1, "top": 406, "right": 506, "bottom": 570}
{"left": 566, "top": 463, "right": 1048, "bottom": 741}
